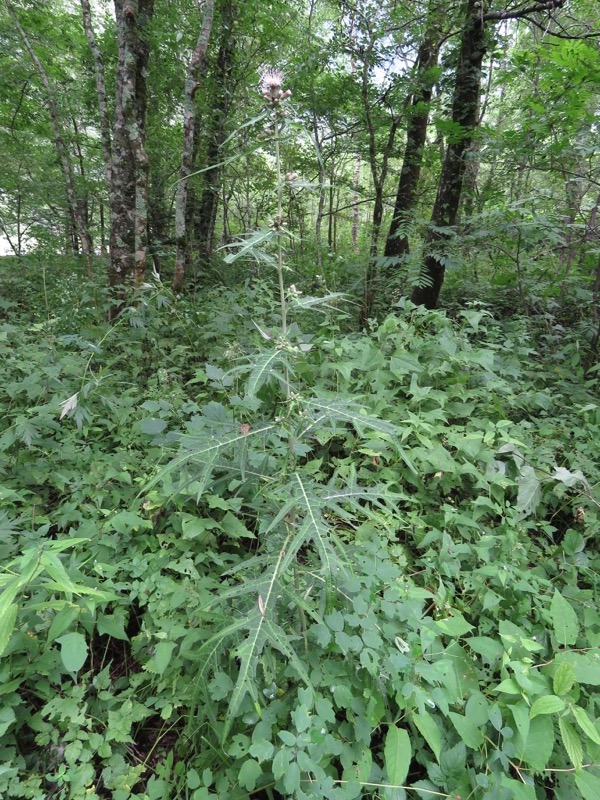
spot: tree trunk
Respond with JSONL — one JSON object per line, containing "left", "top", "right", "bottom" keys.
{"left": 173, "top": 0, "right": 215, "bottom": 292}
{"left": 99, "top": 200, "right": 107, "bottom": 256}
{"left": 110, "top": 0, "right": 139, "bottom": 300}
{"left": 133, "top": 0, "right": 153, "bottom": 283}
{"left": 7, "top": 0, "right": 93, "bottom": 278}
{"left": 360, "top": 46, "right": 400, "bottom": 323}
{"left": 384, "top": 10, "right": 441, "bottom": 266}
{"left": 109, "top": 0, "right": 154, "bottom": 309}
{"left": 412, "top": 0, "right": 486, "bottom": 308}
{"left": 196, "top": 0, "right": 236, "bottom": 269}
{"left": 80, "top": 0, "right": 112, "bottom": 188}
{"left": 313, "top": 116, "right": 326, "bottom": 271}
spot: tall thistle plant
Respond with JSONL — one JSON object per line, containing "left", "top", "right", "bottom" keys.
{"left": 259, "top": 69, "right": 292, "bottom": 344}
{"left": 143, "top": 70, "right": 401, "bottom": 755}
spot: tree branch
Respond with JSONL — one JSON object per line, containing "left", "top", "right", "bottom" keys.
{"left": 484, "top": 0, "right": 565, "bottom": 22}
{"left": 521, "top": 14, "right": 600, "bottom": 39}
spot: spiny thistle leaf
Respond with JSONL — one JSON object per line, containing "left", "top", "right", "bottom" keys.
{"left": 140, "top": 424, "right": 276, "bottom": 496}
{"left": 299, "top": 398, "right": 399, "bottom": 440}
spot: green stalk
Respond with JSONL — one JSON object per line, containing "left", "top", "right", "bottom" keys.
{"left": 274, "top": 116, "right": 287, "bottom": 338}
{"left": 273, "top": 110, "right": 290, "bottom": 403}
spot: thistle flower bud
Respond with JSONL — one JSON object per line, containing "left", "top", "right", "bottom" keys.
{"left": 259, "top": 68, "right": 291, "bottom": 106}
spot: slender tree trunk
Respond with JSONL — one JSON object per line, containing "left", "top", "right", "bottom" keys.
{"left": 72, "top": 117, "right": 94, "bottom": 256}
{"left": 196, "top": 0, "right": 236, "bottom": 268}
{"left": 133, "top": 0, "right": 153, "bottom": 283}
{"left": 360, "top": 46, "right": 400, "bottom": 323}
{"left": 328, "top": 160, "right": 335, "bottom": 250}
{"left": 80, "top": 0, "right": 112, "bottom": 188}
{"left": 99, "top": 200, "right": 107, "bottom": 256}
{"left": 195, "top": 135, "right": 222, "bottom": 265}
{"left": 7, "top": 0, "right": 93, "bottom": 278}
{"left": 412, "top": 0, "right": 487, "bottom": 308}
{"left": 384, "top": 8, "right": 441, "bottom": 265}
{"left": 173, "top": 0, "right": 215, "bottom": 292}
{"left": 313, "top": 116, "right": 326, "bottom": 270}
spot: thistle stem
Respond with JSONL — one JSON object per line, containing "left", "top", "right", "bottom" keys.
{"left": 273, "top": 111, "right": 290, "bottom": 401}
{"left": 274, "top": 116, "right": 287, "bottom": 337}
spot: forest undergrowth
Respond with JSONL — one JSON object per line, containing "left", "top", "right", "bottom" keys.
{"left": 1, "top": 256, "right": 600, "bottom": 800}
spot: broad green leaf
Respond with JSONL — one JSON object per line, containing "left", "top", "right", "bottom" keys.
{"left": 516, "top": 465, "right": 541, "bottom": 517}
{"left": 515, "top": 715, "right": 555, "bottom": 771}
{"left": 448, "top": 712, "right": 483, "bottom": 749}
{"left": 48, "top": 605, "right": 80, "bottom": 642}
{"left": 511, "top": 703, "right": 530, "bottom": 743}
{"left": 238, "top": 759, "right": 263, "bottom": 791}
{"left": 553, "top": 660, "right": 576, "bottom": 695}
{"left": 97, "top": 614, "right": 129, "bottom": 642}
{"left": 151, "top": 642, "right": 177, "bottom": 676}
{"left": 500, "top": 777, "right": 536, "bottom": 800}
{"left": 283, "top": 760, "right": 301, "bottom": 794}
{"left": 220, "top": 512, "right": 255, "bottom": 539}
{"left": 572, "top": 706, "right": 600, "bottom": 746}
{"left": 249, "top": 739, "right": 275, "bottom": 763}
{"left": 530, "top": 695, "right": 566, "bottom": 719}
{"left": 56, "top": 632, "right": 88, "bottom": 673}
{"left": 576, "top": 771, "right": 600, "bottom": 800}
{"left": 413, "top": 711, "right": 441, "bottom": 762}
{"left": 435, "top": 613, "right": 473, "bottom": 638}
{"left": 555, "top": 652, "right": 600, "bottom": 685}
{"left": 493, "top": 678, "right": 521, "bottom": 694}
{"left": 559, "top": 717, "right": 583, "bottom": 769}
{"left": 465, "top": 693, "right": 489, "bottom": 727}
{"left": 39, "top": 552, "right": 78, "bottom": 594}
{"left": 140, "top": 418, "right": 167, "bottom": 435}
{"left": 186, "top": 769, "right": 201, "bottom": 790}
{"left": 466, "top": 636, "right": 504, "bottom": 663}
{"left": 0, "top": 706, "right": 16, "bottom": 737}
{"left": 384, "top": 726, "right": 411, "bottom": 785}
{"left": 550, "top": 590, "right": 579, "bottom": 645}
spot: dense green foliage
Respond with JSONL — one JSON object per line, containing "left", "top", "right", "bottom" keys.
{"left": 1, "top": 251, "right": 599, "bottom": 799}
{"left": 2, "top": 0, "right": 600, "bottom": 798}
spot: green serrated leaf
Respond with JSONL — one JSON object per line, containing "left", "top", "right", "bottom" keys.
{"left": 384, "top": 726, "right": 411, "bottom": 786}
{"left": 0, "top": 602, "right": 18, "bottom": 658}
{"left": 572, "top": 706, "right": 600, "bottom": 746}
{"left": 559, "top": 716, "right": 583, "bottom": 769}
{"left": 530, "top": 695, "right": 566, "bottom": 719}
{"left": 553, "top": 660, "right": 576, "bottom": 695}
